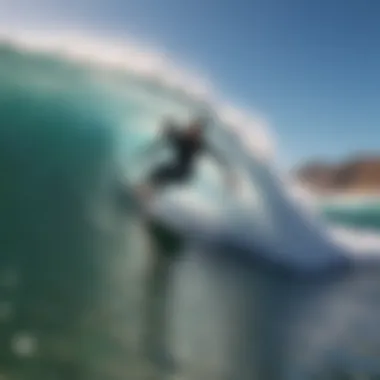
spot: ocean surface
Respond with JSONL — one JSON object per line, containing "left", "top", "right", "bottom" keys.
{"left": 2, "top": 33, "right": 380, "bottom": 380}
{"left": 323, "top": 204, "right": 380, "bottom": 231}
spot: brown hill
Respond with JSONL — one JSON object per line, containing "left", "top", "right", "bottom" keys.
{"left": 294, "top": 155, "right": 380, "bottom": 194}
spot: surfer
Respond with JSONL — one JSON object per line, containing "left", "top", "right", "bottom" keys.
{"left": 137, "top": 116, "right": 236, "bottom": 200}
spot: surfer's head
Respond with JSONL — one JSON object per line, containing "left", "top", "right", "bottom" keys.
{"left": 188, "top": 116, "right": 209, "bottom": 138}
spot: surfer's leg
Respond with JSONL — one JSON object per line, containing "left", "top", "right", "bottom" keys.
{"left": 137, "top": 163, "right": 191, "bottom": 203}
{"left": 135, "top": 165, "right": 170, "bottom": 202}
{"left": 141, "top": 164, "right": 185, "bottom": 197}
{"left": 153, "top": 164, "right": 191, "bottom": 185}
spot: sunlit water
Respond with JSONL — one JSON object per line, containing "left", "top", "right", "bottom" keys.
{"left": 1, "top": 36, "right": 380, "bottom": 380}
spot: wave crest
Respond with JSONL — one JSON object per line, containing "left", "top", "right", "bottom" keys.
{"left": 0, "top": 28, "right": 275, "bottom": 162}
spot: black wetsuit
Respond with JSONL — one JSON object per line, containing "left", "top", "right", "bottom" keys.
{"left": 149, "top": 129, "right": 205, "bottom": 187}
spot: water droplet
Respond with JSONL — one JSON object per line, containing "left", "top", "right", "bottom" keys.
{"left": 11, "top": 333, "right": 38, "bottom": 357}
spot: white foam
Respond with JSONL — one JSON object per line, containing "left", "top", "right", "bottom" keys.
{"left": 329, "top": 226, "right": 380, "bottom": 256}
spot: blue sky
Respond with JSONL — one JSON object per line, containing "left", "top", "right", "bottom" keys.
{"left": 2, "top": 0, "right": 380, "bottom": 168}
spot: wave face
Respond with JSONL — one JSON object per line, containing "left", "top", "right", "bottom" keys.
{"left": 0, "top": 33, "right": 351, "bottom": 270}
{"left": 2, "top": 35, "right": 380, "bottom": 379}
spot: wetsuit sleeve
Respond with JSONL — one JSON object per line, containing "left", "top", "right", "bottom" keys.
{"left": 163, "top": 125, "right": 182, "bottom": 144}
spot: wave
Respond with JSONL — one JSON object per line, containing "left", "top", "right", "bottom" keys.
{"left": 1, "top": 30, "right": 379, "bottom": 272}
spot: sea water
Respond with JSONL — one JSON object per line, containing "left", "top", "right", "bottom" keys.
{"left": 1, "top": 37, "right": 380, "bottom": 380}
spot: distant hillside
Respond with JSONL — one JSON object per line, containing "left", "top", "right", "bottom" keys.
{"left": 293, "top": 155, "right": 380, "bottom": 194}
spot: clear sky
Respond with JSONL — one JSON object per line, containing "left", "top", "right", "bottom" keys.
{"left": 1, "top": 0, "right": 380, "bottom": 168}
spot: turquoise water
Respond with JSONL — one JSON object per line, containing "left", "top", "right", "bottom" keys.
{"left": 322, "top": 206, "right": 380, "bottom": 231}
{"left": 2, "top": 39, "right": 380, "bottom": 380}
